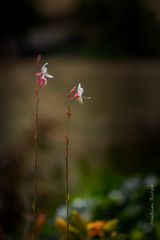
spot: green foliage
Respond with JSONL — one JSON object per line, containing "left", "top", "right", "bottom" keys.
{"left": 38, "top": 175, "right": 159, "bottom": 240}
{"left": 92, "top": 176, "right": 159, "bottom": 239}
{"left": 55, "top": 211, "right": 119, "bottom": 240}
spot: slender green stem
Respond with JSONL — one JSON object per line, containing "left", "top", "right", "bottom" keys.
{"left": 65, "top": 99, "right": 71, "bottom": 240}
{"left": 34, "top": 86, "right": 39, "bottom": 240}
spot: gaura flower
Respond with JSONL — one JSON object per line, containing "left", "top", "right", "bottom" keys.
{"left": 36, "top": 62, "right": 53, "bottom": 87}
{"left": 69, "top": 83, "right": 91, "bottom": 104}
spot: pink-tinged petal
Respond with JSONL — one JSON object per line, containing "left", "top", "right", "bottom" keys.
{"left": 35, "top": 72, "right": 43, "bottom": 77}
{"left": 68, "top": 86, "right": 76, "bottom": 98}
{"left": 77, "top": 96, "right": 83, "bottom": 104}
{"left": 38, "top": 77, "right": 45, "bottom": 87}
{"left": 36, "top": 54, "right": 42, "bottom": 68}
{"left": 38, "top": 81, "right": 42, "bottom": 87}
{"left": 44, "top": 77, "right": 48, "bottom": 86}
{"left": 38, "top": 80, "right": 43, "bottom": 87}
{"left": 71, "top": 92, "right": 79, "bottom": 100}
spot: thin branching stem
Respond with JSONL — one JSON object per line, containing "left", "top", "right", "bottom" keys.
{"left": 34, "top": 85, "right": 39, "bottom": 240}
{"left": 65, "top": 98, "right": 71, "bottom": 240}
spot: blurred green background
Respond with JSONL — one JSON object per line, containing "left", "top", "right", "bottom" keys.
{"left": 0, "top": 0, "right": 160, "bottom": 239}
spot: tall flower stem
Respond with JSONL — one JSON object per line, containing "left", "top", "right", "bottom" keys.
{"left": 65, "top": 98, "right": 71, "bottom": 240}
{"left": 34, "top": 85, "right": 39, "bottom": 240}
{"left": 33, "top": 54, "right": 53, "bottom": 240}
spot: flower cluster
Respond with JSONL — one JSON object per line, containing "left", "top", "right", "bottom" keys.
{"left": 36, "top": 62, "right": 53, "bottom": 87}
{"left": 68, "top": 83, "right": 91, "bottom": 104}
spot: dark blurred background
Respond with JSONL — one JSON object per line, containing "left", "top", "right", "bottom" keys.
{"left": 0, "top": 0, "right": 160, "bottom": 239}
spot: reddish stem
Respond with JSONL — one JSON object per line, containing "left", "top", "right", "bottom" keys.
{"left": 65, "top": 98, "right": 71, "bottom": 240}
{"left": 34, "top": 83, "right": 39, "bottom": 240}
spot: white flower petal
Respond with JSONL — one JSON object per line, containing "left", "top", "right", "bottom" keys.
{"left": 45, "top": 73, "right": 53, "bottom": 78}
{"left": 44, "top": 78, "right": 48, "bottom": 86}
{"left": 41, "top": 63, "right": 48, "bottom": 74}
{"left": 83, "top": 96, "right": 91, "bottom": 99}
{"left": 77, "top": 97, "right": 83, "bottom": 104}
{"left": 77, "top": 83, "right": 84, "bottom": 97}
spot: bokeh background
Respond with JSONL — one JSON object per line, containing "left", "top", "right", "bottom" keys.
{"left": 0, "top": 0, "right": 160, "bottom": 239}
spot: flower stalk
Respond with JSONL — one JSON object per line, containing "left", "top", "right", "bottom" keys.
{"left": 65, "top": 97, "right": 71, "bottom": 240}
{"left": 64, "top": 83, "right": 90, "bottom": 240}
{"left": 33, "top": 55, "right": 53, "bottom": 240}
{"left": 33, "top": 84, "right": 39, "bottom": 240}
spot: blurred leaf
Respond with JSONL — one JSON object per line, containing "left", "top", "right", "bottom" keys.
{"left": 55, "top": 218, "right": 82, "bottom": 240}
{"left": 155, "top": 223, "right": 160, "bottom": 240}
{"left": 104, "top": 219, "right": 118, "bottom": 233}
{"left": 71, "top": 210, "right": 87, "bottom": 234}
{"left": 130, "top": 229, "right": 145, "bottom": 240}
